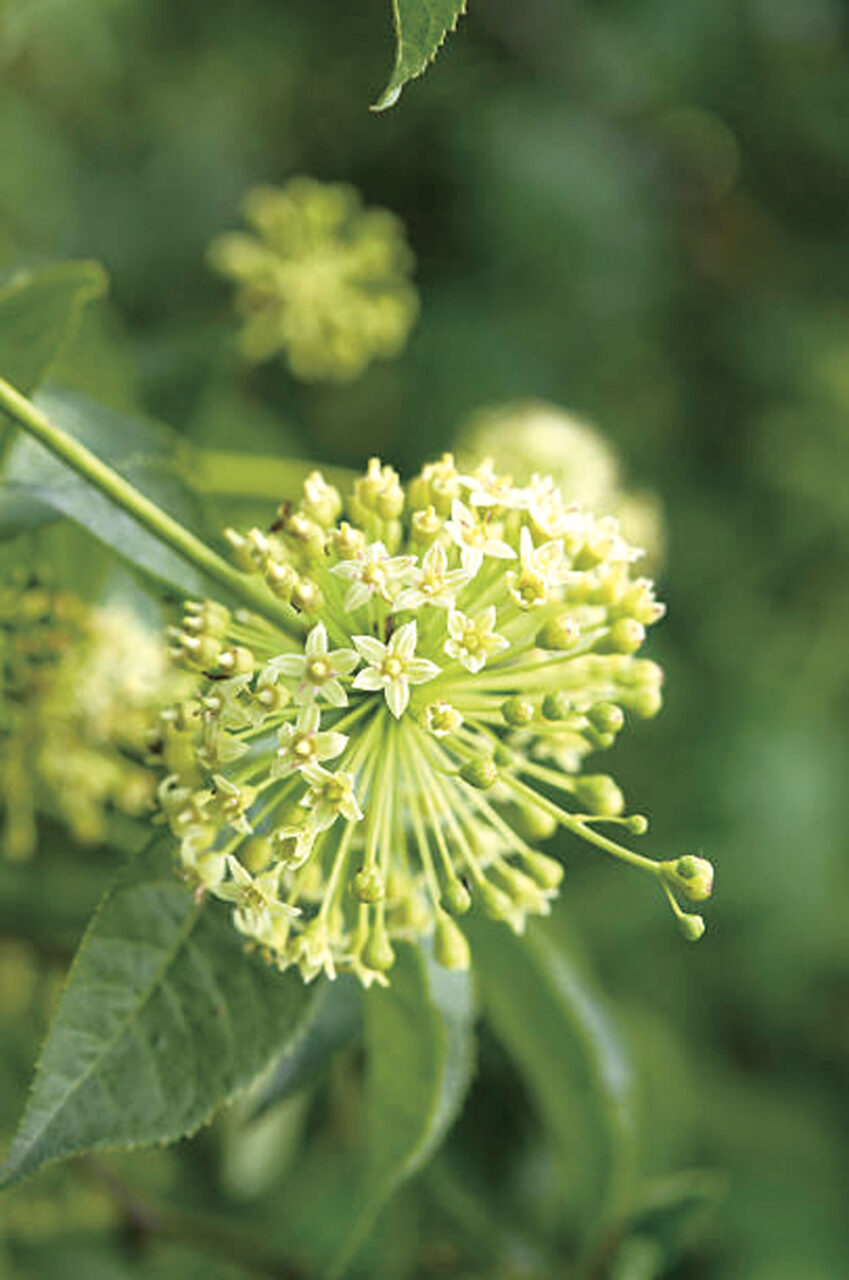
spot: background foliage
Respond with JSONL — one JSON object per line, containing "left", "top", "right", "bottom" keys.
{"left": 1, "top": 0, "right": 848, "bottom": 1276}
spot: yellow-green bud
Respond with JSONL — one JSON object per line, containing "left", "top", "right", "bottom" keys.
{"left": 542, "top": 691, "right": 572, "bottom": 721}
{"left": 679, "top": 913, "right": 706, "bottom": 941}
{"left": 351, "top": 865, "right": 386, "bottom": 904}
{"left": 281, "top": 511, "right": 326, "bottom": 561}
{"left": 502, "top": 696, "right": 536, "bottom": 727}
{"left": 362, "top": 917, "right": 395, "bottom": 972}
{"left": 574, "top": 774, "right": 625, "bottom": 817}
{"left": 586, "top": 702, "right": 624, "bottom": 734}
{"left": 376, "top": 482, "right": 405, "bottom": 520}
{"left": 291, "top": 577, "right": 323, "bottom": 613}
{"left": 519, "top": 850, "right": 564, "bottom": 890}
{"left": 597, "top": 618, "right": 645, "bottom": 655}
{"left": 440, "top": 877, "right": 472, "bottom": 916}
{"left": 476, "top": 879, "right": 515, "bottom": 922}
{"left": 661, "top": 855, "right": 714, "bottom": 902}
{"left": 216, "top": 645, "right": 254, "bottom": 676}
{"left": 460, "top": 757, "right": 498, "bottom": 790}
{"left": 239, "top": 836, "right": 273, "bottom": 874}
{"left": 502, "top": 801, "right": 557, "bottom": 842}
{"left": 332, "top": 521, "right": 366, "bottom": 559}
{"left": 626, "top": 814, "right": 649, "bottom": 835}
{"left": 625, "top": 686, "right": 663, "bottom": 719}
{"left": 433, "top": 915, "right": 471, "bottom": 970}
{"left": 536, "top": 615, "right": 580, "bottom": 651}
{"left": 411, "top": 505, "right": 442, "bottom": 545}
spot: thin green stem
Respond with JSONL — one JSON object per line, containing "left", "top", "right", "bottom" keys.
{"left": 0, "top": 376, "right": 301, "bottom": 637}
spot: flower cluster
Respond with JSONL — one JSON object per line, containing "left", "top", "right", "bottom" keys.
{"left": 457, "top": 400, "right": 665, "bottom": 571}
{"left": 208, "top": 177, "right": 419, "bottom": 382}
{"left": 159, "top": 454, "right": 713, "bottom": 986}
{"left": 0, "top": 579, "right": 180, "bottom": 858}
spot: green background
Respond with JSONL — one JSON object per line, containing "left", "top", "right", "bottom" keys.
{"left": 1, "top": 1, "right": 848, "bottom": 1275}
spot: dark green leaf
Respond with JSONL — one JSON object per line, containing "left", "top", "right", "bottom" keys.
{"left": 249, "top": 974, "right": 362, "bottom": 1121}
{"left": 0, "top": 838, "right": 315, "bottom": 1189}
{"left": 327, "top": 944, "right": 475, "bottom": 1276}
{"left": 0, "top": 387, "right": 210, "bottom": 595}
{"left": 0, "top": 261, "right": 108, "bottom": 399}
{"left": 468, "top": 917, "right": 639, "bottom": 1240}
{"left": 373, "top": 0, "right": 467, "bottom": 111}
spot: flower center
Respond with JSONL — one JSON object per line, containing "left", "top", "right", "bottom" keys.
{"left": 306, "top": 656, "right": 331, "bottom": 684}
{"left": 383, "top": 655, "right": 404, "bottom": 679}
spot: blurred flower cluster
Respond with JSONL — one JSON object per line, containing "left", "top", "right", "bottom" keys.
{"left": 208, "top": 177, "right": 419, "bottom": 382}
{"left": 158, "top": 452, "right": 712, "bottom": 987}
{"left": 0, "top": 577, "right": 180, "bottom": 858}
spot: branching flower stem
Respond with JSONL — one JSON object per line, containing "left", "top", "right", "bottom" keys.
{"left": 0, "top": 375, "right": 302, "bottom": 638}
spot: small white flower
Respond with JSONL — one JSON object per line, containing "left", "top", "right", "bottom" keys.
{"left": 269, "top": 622, "right": 359, "bottom": 706}
{"left": 273, "top": 704, "right": 349, "bottom": 777}
{"left": 445, "top": 607, "right": 510, "bottom": 673}
{"left": 507, "top": 526, "right": 568, "bottom": 608}
{"left": 331, "top": 541, "right": 416, "bottom": 612}
{"left": 214, "top": 855, "right": 299, "bottom": 937}
{"left": 423, "top": 701, "right": 463, "bottom": 737}
{"left": 444, "top": 499, "right": 516, "bottom": 578}
{"left": 394, "top": 543, "right": 468, "bottom": 611}
{"left": 301, "top": 764, "right": 363, "bottom": 830}
{"left": 459, "top": 459, "right": 526, "bottom": 510}
{"left": 352, "top": 620, "right": 441, "bottom": 717}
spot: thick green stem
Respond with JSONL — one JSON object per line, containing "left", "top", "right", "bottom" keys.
{"left": 0, "top": 376, "right": 300, "bottom": 635}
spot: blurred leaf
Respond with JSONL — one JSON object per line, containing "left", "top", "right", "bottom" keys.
{"left": 611, "top": 1171, "right": 726, "bottom": 1279}
{"left": 249, "top": 974, "right": 362, "bottom": 1121}
{"left": 0, "top": 838, "right": 315, "bottom": 1189}
{"left": 468, "top": 917, "right": 639, "bottom": 1241}
{"left": 373, "top": 0, "right": 467, "bottom": 111}
{"left": 0, "top": 261, "right": 108, "bottom": 400}
{"left": 328, "top": 944, "right": 475, "bottom": 1276}
{"left": 0, "top": 387, "right": 210, "bottom": 595}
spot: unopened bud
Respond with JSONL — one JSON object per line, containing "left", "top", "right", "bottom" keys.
{"left": 596, "top": 618, "right": 645, "bottom": 655}
{"left": 291, "top": 577, "right": 323, "bottom": 613}
{"left": 476, "top": 879, "right": 515, "bottom": 922}
{"left": 433, "top": 915, "right": 470, "bottom": 970}
{"left": 542, "top": 691, "right": 572, "bottom": 721}
{"left": 574, "top": 774, "right": 625, "bottom": 817}
{"left": 678, "top": 913, "right": 706, "bottom": 941}
{"left": 460, "top": 757, "right": 498, "bottom": 790}
{"left": 661, "top": 855, "right": 714, "bottom": 902}
{"left": 362, "top": 917, "right": 395, "bottom": 972}
{"left": 502, "top": 696, "right": 536, "bottom": 727}
{"left": 586, "top": 702, "right": 625, "bottom": 735}
{"left": 519, "top": 850, "right": 564, "bottom": 890}
{"left": 536, "top": 615, "right": 580, "bottom": 651}
{"left": 351, "top": 865, "right": 386, "bottom": 904}
{"left": 440, "top": 877, "right": 472, "bottom": 916}
{"left": 239, "top": 836, "right": 273, "bottom": 874}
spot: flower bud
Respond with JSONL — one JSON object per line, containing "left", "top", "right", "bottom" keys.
{"left": 362, "top": 917, "right": 395, "bottom": 972}
{"left": 351, "top": 865, "right": 386, "bottom": 904}
{"left": 502, "top": 801, "right": 557, "bottom": 842}
{"left": 586, "top": 702, "right": 624, "bottom": 735}
{"left": 519, "top": 850, "right": 564, "bottom": 890}
{"left": 661, "top": 855, "right": 714, "bottom": 902}
{"left": 502, "top": 696, "right": 536, "bottom": 727}
{"left": 440, "top": 877, "right": 472, "bottom": 917}
{"left": 574, "top": 774, "right": 625, "bottom": 817}
{"left": 542, "top": 691, "right": 572, "bottom": 721}
{"left": 596, "top": 618, "right": 645, "bottom": 655}
{"left": 678, "top": 912, "right": 706, "bottom": 941}
{"left": 475, "top": 879, "right": 515, "bottom": 922}
{"left": 291, "top": 577, "right": 323, "bottom": 613}
{"left": 536, "top": 615, "right": 580, "bottom": 651}
{"left": 239, "top": 836, "right": 273, "bottom": 874}
{"left": 460, "top": 757, "right": 498, "bottom": 790}
{"left": 433, "top": 915, "right": 470, "bottom": 970}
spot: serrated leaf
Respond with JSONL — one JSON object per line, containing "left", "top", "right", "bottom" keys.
{"left": 327, "top": 944, "right": 475, "bottom": 1276}
{"left": 0, "top": 261, "right": 108, "bottom": 399}
{"left": 0, "top": 387, "right": 209, "bottom": 595}
{"left": 0, "top": 838, "right": 315, "bottom": 1189}
{"left": 468, "top": 917, "right": 639, "bottom": 1242}
{"left": 373, "top": 0, "right": 467, "bottom": 111}
{"left": 249, "top": 974, "right": 363, "bottom": 1121}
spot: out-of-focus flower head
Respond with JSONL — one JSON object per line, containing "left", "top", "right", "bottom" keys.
{"left": 456, "top": 401, "right": 665, "bottom": 572}
{"left": 159, "top": 452, "right": 712, "bottom": 988}
{"left": 0, "top": 577, "right": 183, "bottom": 859}
{"left": 208, "top": 177, "right": 419, "bottom": 383}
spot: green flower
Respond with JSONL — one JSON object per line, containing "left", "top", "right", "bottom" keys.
{"left": 208, "top": 177, "right": 419, "bottom": 382}
{"left": 159, "top": 452, "right": 711, "bottom": 986}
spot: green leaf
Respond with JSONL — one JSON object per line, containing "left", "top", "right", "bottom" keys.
{"left": 0, "top": 838, "right": 315, "bottom": 1189}
{"left": 373, "top": 0, "right": 467, "bottom": 111}
{"left": 0, "top": 387, "right": 210, "bottom": 596}
{"left": 328, "top": 944, "right": 476, "bottom": 1276}
{"left": 248, "top": 974, "right": 363, "bottom": 1121}
{"left": 467, "top": 917, "right": 639, "bottom": 1243}
{"left": 0, "top": 261, "right": 108, "bottom": 399}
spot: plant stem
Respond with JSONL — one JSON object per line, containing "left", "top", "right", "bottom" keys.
{"left": 0, "top": 377, "right": 300, "bottom": 636}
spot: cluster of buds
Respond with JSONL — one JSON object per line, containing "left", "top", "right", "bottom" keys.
{"left": 158, "top": 453, "right": 713, "bottom": 986}
{"left": 207, "top": 177, "right": 419, "bottom": 382}
{"left": 0, "top": 577, "right": 181, "bottom": 858}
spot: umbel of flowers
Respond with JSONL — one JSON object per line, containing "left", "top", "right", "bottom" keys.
{"left": 207, "top": 177, "right": 419, "bottom": 382}
{"left": 156, "top": 455, "right": 714, "bottom": 986}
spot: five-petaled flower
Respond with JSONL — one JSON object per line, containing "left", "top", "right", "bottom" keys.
{"left": 352, "top": 621, "right": 441, "bottom": 717}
